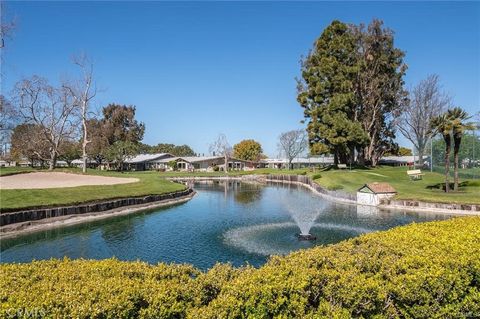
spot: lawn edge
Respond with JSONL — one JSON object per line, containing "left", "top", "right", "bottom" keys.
{"left": 0, "top": 189, "right": 196, "bottom": 239}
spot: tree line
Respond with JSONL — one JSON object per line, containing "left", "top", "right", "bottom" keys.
{"left": 2, "top": 55, "right": 200, "bottom": 171}
{"left": 209, "top": 131, "right": 308, "bottom": 171}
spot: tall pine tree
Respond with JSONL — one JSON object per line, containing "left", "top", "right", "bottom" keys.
{"left": 297, "top": 20, "right": 368, "bottom": 165}
{"left": 298, "top": 19, "right": 407, "bottom": 166}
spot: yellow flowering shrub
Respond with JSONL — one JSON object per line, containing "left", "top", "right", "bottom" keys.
{"left": 1, "top": 217, "right": 479, "bottom": 318}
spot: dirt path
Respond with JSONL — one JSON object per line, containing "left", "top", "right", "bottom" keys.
{"left": 0, "top": 172, "right": 139, "bottom": 189}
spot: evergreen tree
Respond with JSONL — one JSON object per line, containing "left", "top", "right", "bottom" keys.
{"left": 297, "top": 20, "right": 368, "bottom": 165}
{"left": 298, "top": 19, "right": 407, "bottom": 166}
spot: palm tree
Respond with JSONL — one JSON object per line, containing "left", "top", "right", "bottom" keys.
{"left": 447, "top": 108, "right": 475, "bottom": 191}
{"left": 430, "top": 114, "right": 453, "bottom": 192}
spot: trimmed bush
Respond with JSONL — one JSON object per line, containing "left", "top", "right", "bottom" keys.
{"left": 327, "top": 184, "right": 344, "bottom": 191}
{"left": 1, "top": 217, "right": 479, "bottom": 318}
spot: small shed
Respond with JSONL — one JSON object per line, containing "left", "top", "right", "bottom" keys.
{"left": 357, "top": 182, "right": 397, "bottom": 206}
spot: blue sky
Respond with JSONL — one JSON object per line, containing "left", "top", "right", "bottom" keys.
{"left": 3, "top": 1, "right": 479, "bottom": 157}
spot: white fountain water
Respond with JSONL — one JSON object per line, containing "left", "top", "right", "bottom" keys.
{"left": 223, "top": 222, "right": 372, "bottom": 255}
{"left": 282, "top": 190, "right": 327, "bottom": 237}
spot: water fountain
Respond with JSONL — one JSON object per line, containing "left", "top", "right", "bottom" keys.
{"left": 282, "top": 190, "right": 325, "bottom": 240}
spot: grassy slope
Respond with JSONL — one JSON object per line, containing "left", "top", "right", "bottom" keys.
{"left": 0, "top": 169, "right": 185, "bottom": 212}
{"left": 314, "top": 166, "right": 480, "bottom": 204}
{"left": 0, "top": 167, "right": 35, "bottom": 176}
{"left": 1, "top": 166, "right": 479, "bottom": 210}
{"left": 0, "top": 168, "right": 307, "bottom": 212}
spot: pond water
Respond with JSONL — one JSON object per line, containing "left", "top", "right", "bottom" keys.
{"left": 0, "top": 181, "right": 454, "bottom": 269}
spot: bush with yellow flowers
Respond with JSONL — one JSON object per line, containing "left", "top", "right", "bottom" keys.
{"left": 1, "top": 217, "right": 479, "bottom": 318}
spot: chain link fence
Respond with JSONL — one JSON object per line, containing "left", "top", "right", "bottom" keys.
{"left": 426, "top": 120, "right": 480, "bottom": 180}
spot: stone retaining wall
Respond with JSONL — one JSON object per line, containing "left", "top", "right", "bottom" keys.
{"left": 0, "top": 188, "right": 193, "bottom": 226}
{"left": 382, "top": 198, "right": 480, "bottom": 213}
{"left": 264, "top": 174, "right": 357, "bottom": 202}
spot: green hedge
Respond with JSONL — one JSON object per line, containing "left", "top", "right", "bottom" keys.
{"left": 1, "top": 217, "right": 479, "bottom": 318}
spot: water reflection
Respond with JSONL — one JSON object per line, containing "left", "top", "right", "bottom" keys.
{"left": 102, "top": 218, "right": 136, "bottom": 241}
{"left": 234, "top": 182, "right": 264, "bottom": 205}
{"left": 0, "top": 182, "right": 456, "bottom": 269}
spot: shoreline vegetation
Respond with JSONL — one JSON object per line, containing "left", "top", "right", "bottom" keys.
{"left": 1, "top": 217, "right": 479, "bottom": 318}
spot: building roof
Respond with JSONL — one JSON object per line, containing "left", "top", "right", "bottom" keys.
{"left": 379, "top": 156, "right": 428, "bottom": 164}
{"left": 228, "top": 157, "right": 257, "bottom": 164}
{"left": 72, "top": 159, "right": 97, "bottom": 164}
{"left": 359, "top": 182, "right": 397, "bottom": 194}
{"left": 154, "top": 156, "right": 256, "bottom": 164}
{"left": 178, "top": 156, "right": 224, "bottom": 163}
{"left": 152, "top": 156, "right": 223, "bottom": 164}
{"left": 259, "top": 157, "right": 334, "bottom": 164}
{"left": 153, "top": 157, "right": 180, "bottom": 163}
{"left": 125, "top": 153, "right": 173, "bottom": 164}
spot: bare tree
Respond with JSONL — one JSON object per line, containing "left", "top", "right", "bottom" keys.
{"left": 398, "top": 74, "right": 450, "bottom": 166}
{"left": 10, "top": 123, "right": 50, "bottom": 166}
{"left": 0, "top": 95, "right": 17, "bottom": 156}
{"left": 64, "top": 53, "right": 96, "bottom": 173}
{"left": 1, "top": 1, "right": 16, "bottom": 80}
{"left": 13, "top": 76, "right": 78, "bottom": 170}
{"left": 209, "top": 133, "right": 232, "bottom": 174}
{"left": 278, "top": 129, "right": 307, "bottom": 169}
{"left": 0, "top": 1, "right": 15, "bottom": 48}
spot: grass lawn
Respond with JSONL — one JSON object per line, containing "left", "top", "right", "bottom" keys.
{"left": 0, "top": 168, "right": 185, "bottom": 212}
{"left": 0, "top": 167, "right": 308, "bottom": 212}
{"left": 0, "top": 166, "right": 35, "bottom": 176}
{"left": 1, "top": 166, "right": 479, "bottom": 211}
{"left": 314, "top": 166, "right": 480, "bottom": 205}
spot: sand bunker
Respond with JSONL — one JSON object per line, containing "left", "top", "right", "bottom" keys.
{"left": 0, "top": 172, "right": 139, "bottom": 189}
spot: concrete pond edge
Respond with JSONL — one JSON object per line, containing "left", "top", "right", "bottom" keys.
{"left": 169, "top": 175, "right": 480, "bottom": 216}
{"left": 0, "top": 189, "right": 195, "bottom": 238}
{"left": 1, "top": 173, "right": 478, "bottom": 238}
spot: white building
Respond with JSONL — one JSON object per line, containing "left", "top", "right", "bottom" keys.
{"left": 357, "top": 183, "right": 397, "bottom": 206}
{"left": 379, "top": 156, "right": 429, "bottom": 167}
{"left": 71, "top": 158, "right": 99, "bottom": 169}
{"left": 259, "top": 157, "right": 334, "bottom": 169}
{"left": 154, "top": 156, "right": 256, "bottom": 172}
{"left": 124, "top": 153, "right": 174, "bottom": 171}
{"left": 152, "top": 156, "right": 224, "bottom": 171}
{"left": 0, "top": 160, "right": 16, "bottom": 167}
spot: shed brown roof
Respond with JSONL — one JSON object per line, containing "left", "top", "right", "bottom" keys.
{"left": 361, "top": 182, "right": 397, "bottom": 194}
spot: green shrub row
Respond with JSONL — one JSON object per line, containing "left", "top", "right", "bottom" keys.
{"left": 326, "top": 184, "right": 344, "bottom": 191}
{"left": 1, "top": 217, "right": 479, "bottom": 318}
